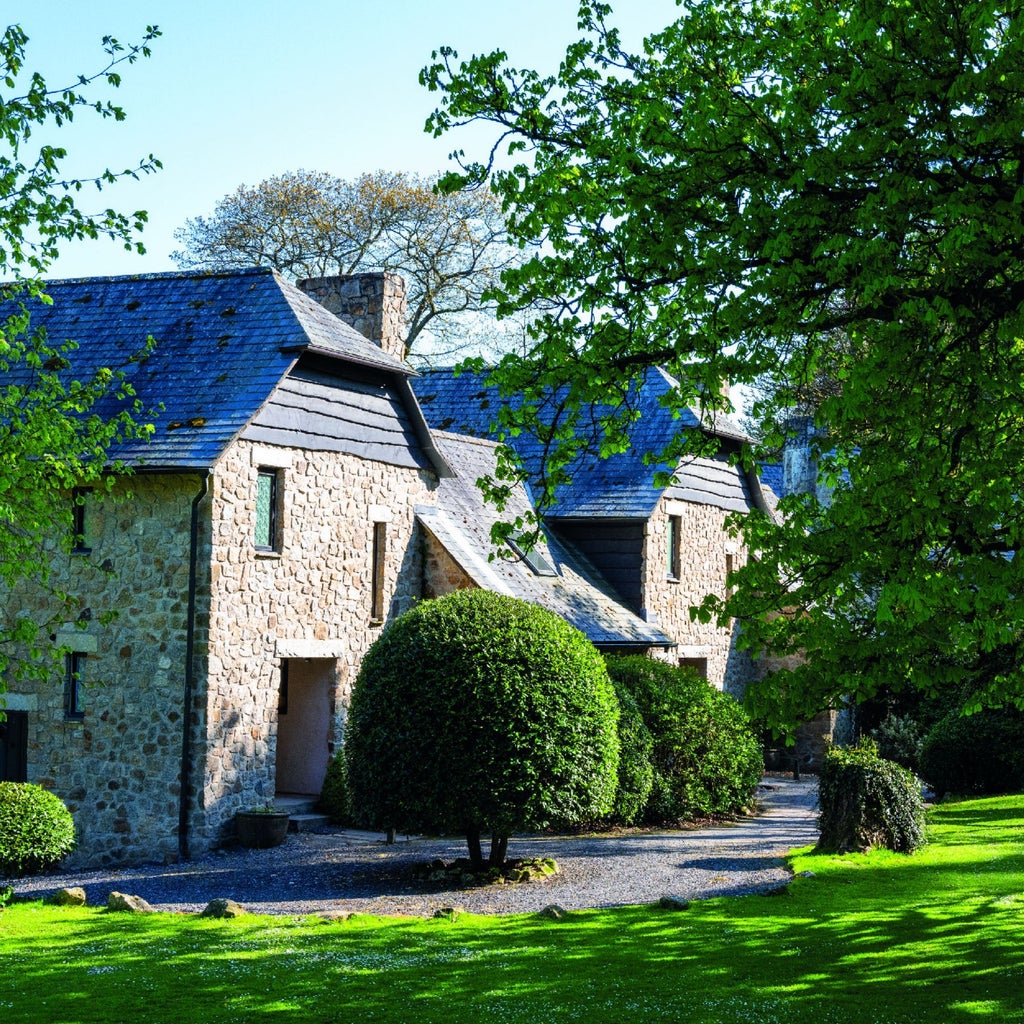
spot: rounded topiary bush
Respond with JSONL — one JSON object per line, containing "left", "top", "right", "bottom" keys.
{"left": 0, "top": 782, "right": 76, "bottom": 877}
{"left": 919, "top": 708, "right": 1024, "bottom": 799}
{"left": 605, "top": 656, "right": 763, "bottom": 822}
{"left": 817, "top": 742, "right": 925, "bottom": 854}
{"left": 318, "top": 750, "right": 351, "bottom": 824}
{"left": 344, "top": 590, "right": 620, "bottom": 867}
{"left": 607, "top": 677, "right": 654, "bottom": 825}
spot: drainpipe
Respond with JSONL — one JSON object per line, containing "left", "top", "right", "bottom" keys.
{"left": 178, "top": 471, "right": 211, "bottom": 861}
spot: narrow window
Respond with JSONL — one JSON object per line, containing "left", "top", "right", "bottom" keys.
{"left": 725, "top": 552, "right": 735, "bottom": 599}
{"left": 666, "top": 514, "right": 681, "bottom": 580}
{"left": 64, "top": 652, "right": 86, "bottom": 720}
{"left": 371, "top": 521, "right": 387, "bottom": 623}
{"left": 255, "top": 469, "right": 279, "bottom": 552}
{"left": 71, "top": 487, "right": 91, "bottom": 554}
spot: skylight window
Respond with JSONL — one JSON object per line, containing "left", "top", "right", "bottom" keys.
{"left": 507, "top": 535, "right": 558, "bottom": 577}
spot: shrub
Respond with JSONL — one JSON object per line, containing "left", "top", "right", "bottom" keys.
{"left": 869, "top": 713, "right": 926, "bottom": 772}
{"left": 817, "top": 741, "right": 925, "bottom": 853}
{"left": 919, "top": 708, "right": 1024, "bottom": 799}
{"left": 318, "top": 750, "right": 351, "bottom": 824}
{"left": 605, "top": 656, "right": 763, "bottom": 822}
{"left": 344, "top": 590, "right": 620, "bottom": 867}
{"left": 607, "top": 678, "right": 654, "bottom": 825}
{"left": 0, "top": 783, "right": 76, "bottom": 877}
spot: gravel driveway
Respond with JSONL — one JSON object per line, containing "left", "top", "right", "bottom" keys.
{"left": 6, "top": 776, "right": 818, "bottom": 918}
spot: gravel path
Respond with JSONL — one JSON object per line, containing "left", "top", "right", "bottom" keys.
{"left": 6, "top": 777, "right": 818, "bottom": 918}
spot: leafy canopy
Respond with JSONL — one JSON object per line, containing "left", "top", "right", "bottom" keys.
{"left": 0, "top": 24, "right": 159, "bottom": 687}
{"left": 422, "top": 0, "right": 1024, "bottom": 728}
{"left": 172, "top": 168, "right": 528, "bottom": 360}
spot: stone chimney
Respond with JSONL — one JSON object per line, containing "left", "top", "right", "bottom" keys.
{"left": 297, "top": 272, "right": 408, "bottom": 363}
{"left": 783, "top": 415, "right": 832, "bottom": 502}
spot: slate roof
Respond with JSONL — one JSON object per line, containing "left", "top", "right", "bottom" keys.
{"left": 412, "top": 366, "right": 761, "bottom": 519}
{"left": 17, "top": 268, "right": 413, "bottom": 470}
{"left": 419, "top": 432, "right": 675, "bottom": 648}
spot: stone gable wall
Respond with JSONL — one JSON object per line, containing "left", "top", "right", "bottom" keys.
{"left": 1, "top": 474, "right": 205, "bottom": 868}
{"left": 194, "top": 440, "right": 436, "bottom": 851}
{"left": 641, "top": 497, "right": 758, "bottom": 697}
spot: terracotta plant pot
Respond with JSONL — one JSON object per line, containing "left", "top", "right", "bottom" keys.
{"left": 235, "top": 810, "right": 290, "bottom": 849}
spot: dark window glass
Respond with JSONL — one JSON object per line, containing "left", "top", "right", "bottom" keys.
{"left": 65, "top": 652, "right": 86, "bottom": 720}
{"left": 72, "top": 487, "right": 91, "bottom": 554}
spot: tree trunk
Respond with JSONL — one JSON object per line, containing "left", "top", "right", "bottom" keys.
{"left": 466, "top": 829, "right": 484, "bottom": 870}
{"left": 489, "top": 833, "right": 509, "bottom": 867}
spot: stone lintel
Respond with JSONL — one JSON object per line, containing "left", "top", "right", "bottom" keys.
{"left": 275, "top": 639, "right": 345, "bottom": 659}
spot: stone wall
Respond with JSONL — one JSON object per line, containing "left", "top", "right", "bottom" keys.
{"left": 640, "top": 496, "right": 758, "bottom": 697}
{"left": 422, "top": 532, "right": 476, "bottom": 598}
{"left": 193, "top": 439, "right": 436, "bottom": 851}
{"left": 1, "top": 474, "right": 204, "bottom": 868}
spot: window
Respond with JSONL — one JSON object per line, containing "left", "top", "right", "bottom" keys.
{"left": 666, "top": 514, "right": 681, "bottom": 580}
{"left": 725, "top": 552, "right": 735, "bottom": 599}
{"left": 255, "top": 469, "right": 280, "bottom": 552}
{"left": 679, "top": 657, "right": 708, "bottom": 680}
{"left": 507, "top": 534, "right": 558, "bottom": 576}
{"left": 371, "top": 521, "right": 387, "bottom": 623}
{"left": 64, "top": 652, "right": 86, "bottom": 720}
{"left": 71, "top": 487, "right": 91, "bottom": 554}
{"left": 0, "top": 711, "right": 28, "bottom": 782}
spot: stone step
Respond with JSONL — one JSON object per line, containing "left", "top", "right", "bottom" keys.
{"left": 288, "top": 812, "right": 332, "bottom": 833}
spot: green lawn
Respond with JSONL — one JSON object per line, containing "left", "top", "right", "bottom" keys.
{"left": 2, "top": 795, "right": 1022, "bottom": 1024}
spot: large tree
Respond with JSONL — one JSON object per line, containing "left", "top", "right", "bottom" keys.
{"left": 421, "top": 0, "right": 1024, "bottom": 728}
{"left": 172, "top": 169, "right": 525, "bottom": 360}
{"left": 0, "top": 24, "right": 159, "bottom": 687}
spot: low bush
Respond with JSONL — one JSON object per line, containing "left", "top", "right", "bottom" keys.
{"left": 605, "top": 656, "right": 763, "bottom": 822}
{"left": 607, "top": 679, "right": 654, "bottom": 825}
{"left": 0, "top": 782, "right": 76, "bottom": 877}
{"left": 918, "top": 708, "right": 1024, "bottom": 799}
{"left": 817, "top": 741, "right": 925, "bottom": 854}
{"left": 318, "top": 750, "right": 351, "bottom": 823}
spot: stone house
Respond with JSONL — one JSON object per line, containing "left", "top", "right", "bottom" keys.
{"left": 0, "top": 267, "right": 771, "bottom": 867}
{"left": 412, "top": 367, "right": 775, "bottom": 696}
{"left": 1, "top": 268, "right": 449, "bottom": 866}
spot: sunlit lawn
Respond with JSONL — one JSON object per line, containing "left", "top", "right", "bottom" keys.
{"left": 1, "top": 794, "right": 1022, "bottom": 1023}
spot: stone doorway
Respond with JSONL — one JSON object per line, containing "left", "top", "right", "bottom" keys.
{"left": 275, "top": 659, "right": 334, "bottom": 798}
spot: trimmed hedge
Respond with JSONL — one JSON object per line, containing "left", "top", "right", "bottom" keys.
{"left": 607, "top": 677, "right": 654, "bottom": 825}
{"left": 605, "top": 656, "right": 763, "bottom": 822}
{"left": 0, "top": 782, "right": 76, "bottom": 877}
{"left": 817, "top": 742, "right": 925, "bottom": 854}
{"left": 344, "top": 590, "right": 620, "bottom": 864}
{"left": 919, "top": 708, "right": 1024, "bottom": 799}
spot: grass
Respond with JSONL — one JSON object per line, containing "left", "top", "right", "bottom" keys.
{"left": 1, "top": 794, "right": 1022, "bottom": 1023}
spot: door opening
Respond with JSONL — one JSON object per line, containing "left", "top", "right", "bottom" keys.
{"left": 275, "top": 659, "right": 334, "bottom": 797}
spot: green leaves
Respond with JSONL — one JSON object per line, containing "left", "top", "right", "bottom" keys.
{"left": 426, "top": 0, "right": 1024, "bottom": 727}
{"left": 0, "top": 25, "right": 158, "bottom": 686}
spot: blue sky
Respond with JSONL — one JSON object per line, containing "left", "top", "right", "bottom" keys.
{"left": 17, "top": 0, "right": 683, "bottom": 279}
